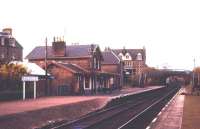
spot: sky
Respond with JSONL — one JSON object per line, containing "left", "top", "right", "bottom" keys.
{"left": 1, "top": 0, "right": 200, "bottom": 70}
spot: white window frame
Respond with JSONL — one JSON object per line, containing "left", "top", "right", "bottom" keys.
{"left": 84, "top": 77, "right": 91, "bottom": 90}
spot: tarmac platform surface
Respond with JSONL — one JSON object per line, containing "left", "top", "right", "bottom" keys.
{"left": 149, "top": 88, "right": 185, "bottom": 129}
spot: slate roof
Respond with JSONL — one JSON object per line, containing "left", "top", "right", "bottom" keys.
{"left": 48, "top": 62, "right": 88, "bottom": 74}
{"left": 102, "top": 51, "right": 120, "bottom": 65}
{"left": 26, "top": 44, "right": 98, "bottom": 59}
{"left": 59, "top": 63, "right": 88, "bottom": 73}
{"left": 112, "top": 49, "right": 145, "bottom": 60}
{"left": 0, "top": 32, "right": 9, "bottom": 36}
{"left": 15, "top": 40, "right": 23, "bottom": 49}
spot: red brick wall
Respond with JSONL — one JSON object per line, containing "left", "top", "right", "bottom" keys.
{"left": 101, "top": 64, "right": 119, "bottom": 74}
{"left": 48, "top": 64, "right": 76, "bottom": 95}
{"left": 132, "top": 60, "right": 146, "bottom": 74}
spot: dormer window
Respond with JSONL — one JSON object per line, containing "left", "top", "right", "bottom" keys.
{"left": 125, "top": 53, "right": 132, "bottom": 60}
{"left": 137, "top": 53, "right": 142, "bottom": 61}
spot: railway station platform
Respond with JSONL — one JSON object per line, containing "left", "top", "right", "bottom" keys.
{"left": 0, "top": 86, "right": 162, "bottom": 117}
{"left": 148, "top": 88, "right": 185, "bottom": 129}
{"left": 0, "top": 86, "right": 162, "bottom": 129}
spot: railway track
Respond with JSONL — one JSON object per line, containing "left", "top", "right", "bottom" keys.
{"left": 118, "top": 87, "right": 179, "bottom": 129}
{"left": 46, "top": 86, "right": 180, "bottom": 129}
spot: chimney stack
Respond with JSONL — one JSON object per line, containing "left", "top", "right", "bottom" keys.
{"left": 3, "top": 28, "right": 12, "bottom": 36}
{"left": 52, "top": 36, "right": 66, "bottom": 57}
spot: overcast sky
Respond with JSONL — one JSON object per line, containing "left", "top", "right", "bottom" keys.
{"left": 1, "top": 0, "right": 200, "bottom": 70}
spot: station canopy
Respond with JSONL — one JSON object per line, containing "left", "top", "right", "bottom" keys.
{"left": 10, "top": 61, "right": 50, "bottom": 76}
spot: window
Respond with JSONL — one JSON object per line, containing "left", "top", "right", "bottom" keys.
{"left": 110, "top": 78, "right": 114, "bottom": 84}
{"left": 94, "top": 57, "right": 96, "bottom": 69}
{"left": 137, "top": 53, "right": 142, "bottom": 61}
{"left": 97, "top": 60, "right": 100, "bottom": 69}
{"left": 9, "top": 38, "right": 15, "bottom": 47}
{"left": 125, "top": 61, "right": 128, "bottom": 66}
{"left": 1, "top": 38, "right": 4, "bottom": 46}
{"left": 1, "top": 54, "right": 4, "bottom": 58}
{"left": 84, "top": 77, "right": 91, "bottom": 89}
{"left": 125, "top": 53, "right": 132, "bottom": 60}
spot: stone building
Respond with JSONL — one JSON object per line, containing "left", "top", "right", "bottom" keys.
{"left": 0, "top": 28, "right": 23, "bottom": 64}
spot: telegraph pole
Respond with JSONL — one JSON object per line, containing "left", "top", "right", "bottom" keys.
{"left": 45, "top": 37, "right": 48, "bottom": 95}
{"left": 91, "top": 44, "right": 95, "bottom": 94}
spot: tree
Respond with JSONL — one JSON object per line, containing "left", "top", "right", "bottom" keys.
{"left": 0, "top": 63, "right": 28, "bottom": 91}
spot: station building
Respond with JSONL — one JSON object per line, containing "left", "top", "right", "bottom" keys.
{"left": 26, "top": 38, "right": 121, "bottom": 95}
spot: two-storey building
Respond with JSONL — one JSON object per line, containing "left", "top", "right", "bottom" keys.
{"left": 112, "top": 47, "right": 147, "bottom": 84}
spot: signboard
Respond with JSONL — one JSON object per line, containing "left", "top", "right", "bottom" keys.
{"left": 22, "top": 76, "right": 39, "bottom": 81}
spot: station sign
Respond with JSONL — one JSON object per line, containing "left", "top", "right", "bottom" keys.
{"left": 22, "top": 76, "right": 39, "bottom": 81}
